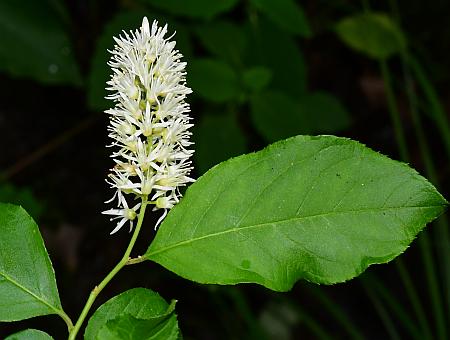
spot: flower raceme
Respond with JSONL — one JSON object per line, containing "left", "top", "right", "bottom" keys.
{"left": 102, "top": 17, "right": 194, "bottom": 234}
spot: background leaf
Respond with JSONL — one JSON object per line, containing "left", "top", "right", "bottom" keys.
{"left": 87, "top": 12, "right": 145, "bottom": 111}
{"left": 335, "top": 12, "right": 406, "bottom": 60}
{"left": 85, "top": 288, "right": 179, "bottom": 340}
{"left": 0, "top": 203, "right": 63, "bottom": 321}
{"left": 250, "top": 91, "right": 351, "bottom": 142}
{"left": 0, "top": 0, "right": 81, "bottom": 85}
{"left": 246, "top": 19, "right": 307, "bottom": 97}
{"left": 5, "top": 329, "right": 53, "bottom": 340}
{"left": 192, "top": 113, "right": 247, "bottom": 174}
{"left": 0, "top": 182, "right": 44, "bottom": 220}
{"left": 194, "top": 21, "right": 247, "bottom": 66}
{"left": 141, "top": 0, "right": 239, "bottom": 19}
{"left": 250, "top": 0, "right": 311, "bottom": 37}
{"left": 188, "top": 59, "right": 239, "bottom": 103}
{"left": 146, "top": 135, "right": 446, "bottom": 291}
{"left": 243, "top": 67, "right": 272, "bottom": 93}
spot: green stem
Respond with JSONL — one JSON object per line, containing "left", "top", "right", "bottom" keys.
{"left": 58, "top": 310, "right": 74, "bottom": 333}
{"left": 382, "top": 59, "right": 446, "bottom": 339}
{"left": 68, "top": 198, "right": 148, "bottom": 340}
{"left": 380, "top": 60, "right": 409, "bottom": 161}
{"left": 363, "top": 282, "right": 401, "bottom": 340}
{"left": 406, "top": 55, "right": 450, "bottom": 157}
{"left": 401, "top": 53, "right": 448, "bottom": 340}
{"left": 381, "top": 58, "right": 440, "bottom": 339}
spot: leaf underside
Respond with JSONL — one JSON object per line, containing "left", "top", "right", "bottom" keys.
{"left": 146, "top": 135, "right": 446, "bottom": 291}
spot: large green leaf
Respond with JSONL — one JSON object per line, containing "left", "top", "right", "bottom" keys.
{"left": 5, "top": 329, "right": 54, "bottom": 340}
{"left": 141, "top": 0, "right": 239, "bottom": 19}
{"left": 0, "top": 204, "right": 63, "bottom": 321}
{"left": 188, "top": 59, "right": 239, "bottom": 103}
{"left": 85, "top": 288, "right": 179, "bottom": 340}
{"left": 145, "top": 135, "right": 447, "bottom": 291}
{"left": 0, "top": 0, "right": 81, "bottom": 85}
{"left": 335, "top": 12, "right": 406, "bottom": 60}
{"left": 250, "top": 0, "right": 311, "bottom": 37}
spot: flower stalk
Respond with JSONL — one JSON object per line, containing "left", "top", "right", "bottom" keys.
{"left": 68, "top": 17, "right": 194, "bottom": 338}
{"left": 68, "top": 199, "right": 148, "bottom": 340}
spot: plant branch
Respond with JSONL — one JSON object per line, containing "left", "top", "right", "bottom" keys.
{"left": 68, "top": 198, "right": 148, "bottom": 340}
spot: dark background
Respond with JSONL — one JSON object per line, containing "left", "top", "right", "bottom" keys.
{"left": 0, "top": 0, "right": 449, "bottom": 339}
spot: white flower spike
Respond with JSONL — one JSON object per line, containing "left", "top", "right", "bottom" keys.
{"left": 102, "top": 17, "right": 194, "bottom": 234}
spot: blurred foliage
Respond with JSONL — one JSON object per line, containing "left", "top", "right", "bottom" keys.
{"left": 0, "top": 0, "right": 449, "bottom": 339}
{"left": 0, "top": 182, "right": 44, "bottom": 220}
{"left": 335, "top": 12, "right": 406, "bottom": 60}
{"left": 0, "top": 0, "right": 81, "bottom": 85}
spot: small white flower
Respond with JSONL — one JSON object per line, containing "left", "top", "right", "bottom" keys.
{"left": 103, "top": 17, "right": 194, "bottom": 234}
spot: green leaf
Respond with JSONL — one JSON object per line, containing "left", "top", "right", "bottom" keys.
{"left": 145, "top": 135, "right": 447, "bottom": 291}
{"left": 140, "top": 0, "right": 239, "bottom": 19}
{"left": 246, "top": 19, "right": 307, "bottom": 96}
{"left": 193, "top": 113, "right": 247, "bottom": 174}
{"left": 194, "top": 21, "right": 247, "bottom": 66}
{"left": 250, "top": 0, "right": 311, "bottom": 37}
{"left": 85, "top": 288, "right": 179, "bottom": 340}
{"left": 5, "top": 329, "right": 54, "bottom": 340}
{"left": 0, "top": 182, "right": 45, "bottom": 220}
{"left": 243, "top": 67, "right": 272, "bottom": 93}
{"left": 250, "top": 91, "right": 351, "bottom": 142}
{"left": 250, "top": 90, "right": 303, "bottom": 142}
{"left": 335, "top": 12, "right": 406, "bottom": 60}
{"left": 97, "top": 313, "right": 179, "bottom": 340}
{"left": 297, "top": 92, "right": 351, "bottom": 133}
{"left": 0, "top": 203, "right": 63, "bottom": 321}
{"left": 188, "top": 59, "right": 239, "bottom": 103}
{"left": 0, "top": 0, "right": 81, "bottom": 85}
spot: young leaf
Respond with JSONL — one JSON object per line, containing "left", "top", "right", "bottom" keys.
{"left": 140, "top": 0, "right": 238, "bottom": 19}
{"left": 188, "top": 59, "right": 239, "bottom": 103}
{"left": 0, "top": 204, "right": 64, "bottom": 321}
{"left": 85, "top": 288, "right": 179, "bottom": 340}
{"left": 145, "top": 135, "right": 447, "bottom": 291}
{"left": 250, "top": 0, "right": 311, "bottom": 37}
{"left": 5, "top": 329, "right": 54, "bottom": 340}
{"left": 0, "top": 0, "right": 81, "bottom": 85}
{"left": 335, "top": 12, "right": 406, "bottom": 60}
{"left": 243, "top": 67, "right": 272, "bottom": 93}
{"left": 96, "top": 314, "right": 179, "bottom": 340}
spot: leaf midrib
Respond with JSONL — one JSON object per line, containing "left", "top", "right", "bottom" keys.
{"left": 0, "top": 271, "right": 62, "bottom": 316}
{"left": 147, "top": 204, "right": 442, "bottom": 258}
